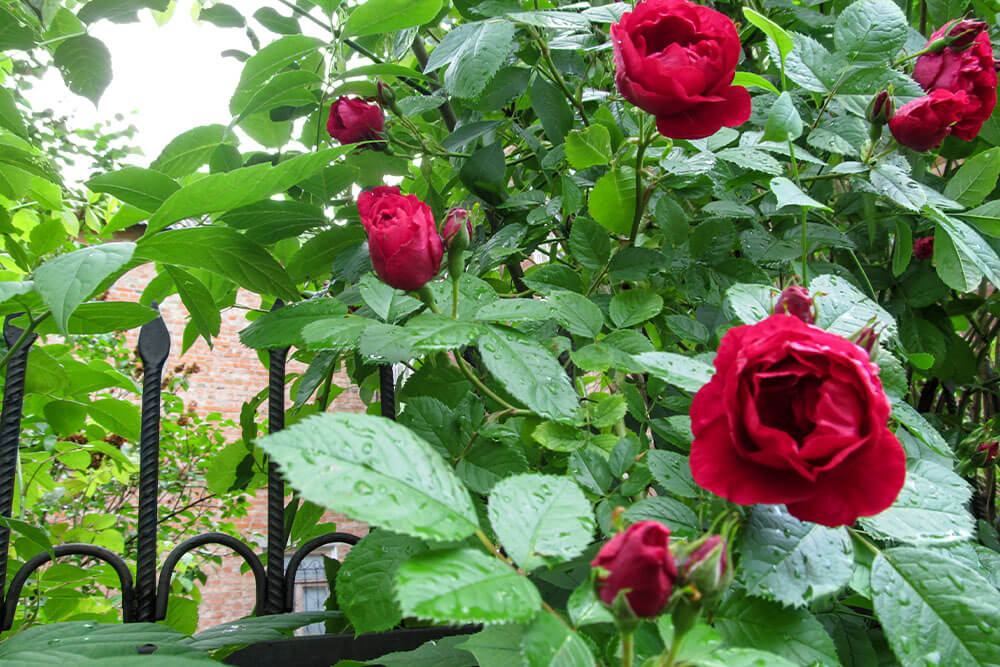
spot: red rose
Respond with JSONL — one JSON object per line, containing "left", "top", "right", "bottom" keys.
{"left": 774, "top": 285, "right": 814, "bottom": 324}
{"left": 913, "top": 21, "right": 997, "bottom": 141}
{"left": 913, "top": 236, "right": 935, "bottom": 259}
{"left": 591, "top": 521, "right": 677, "bottom": 617}
{"left": 611, "top": 0, "right": 751, "bottom": 140}
{"left": 680, "top": 535, "right": 731, "bottom": 598}
{"left": 357, "top": 186, "right": 443, "bottom": 291}
{"left": 888, "top": 89, "right": 972, "bottom": 151}
{"left": 327, "top": 96, "right": 384, "bottom": 145}
{"left": 689, "top": 315, "right": 905, "bottom": 527}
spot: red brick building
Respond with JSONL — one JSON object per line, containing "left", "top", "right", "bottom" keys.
{"left": 109, "top": 264, "right": 368, "bottom": 630}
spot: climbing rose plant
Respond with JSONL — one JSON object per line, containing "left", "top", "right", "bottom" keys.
{"left": 2, "top": 0, "right": 1000, "bottom": 665}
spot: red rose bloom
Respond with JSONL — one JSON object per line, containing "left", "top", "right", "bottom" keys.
{"left": 327, "top": 96, "right": 384, "bottom": 145}
{"left": 689, "top": 315, "right": 905, "bottom": 527}
{"left": 889, "top": 89, "right": 972, "bottom": 151}
{"left": 774, "top": 286, "right": 814, "bottom": 324}
{"left": 357, "top": 186, "right": 443, "bottom": 291}
{"left": 591, "top": 521, "right": 677, "bottom": 617}
{"left": 913, "top": 236, "right": 935, "bottom": 259}
{"left": 611, "top": 0, "right": 751, "bottom": 140}
{"left": 913, "top": 21, "right": 997, "bottom": 141}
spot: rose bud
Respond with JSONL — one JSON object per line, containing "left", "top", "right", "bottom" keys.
{"left": 854, "top": 327, "right": 880, "bottom": 356}
{"left": 326, "top": 96, "right": 385, "bottom": 146}
{"left": 680, "top": 535, "right": 732, "bottom": 600}
{"left": 913, "top": 22, "right": 997, "bottom": 141}
{"left": 611, "top": 0, "right": 751, "bottom": 139}
{"left": 973, "top": 441, "right": 999, "bottom": 467}
{"left": 866, "top": 90, "right": 895, "bottom": 125}
{"left": 774, "top": 286, "right": 815, "bottom": 324}
{"left": 357, "top": 186, "right": 443, "bottom": 291}
{"left": 442, "top": 207, "right": 473, "bottom": 248}
{"left": 591, "top": 521, "right": 677, "bottom": 618}
{"left": 913, "top": 236, "right": 935, "bottom": 260}
{"left": 947, "top": 19, "right": 989, "bottom": 50}
{"left": 889, "top": 90, "right": 972, "bottom": 151}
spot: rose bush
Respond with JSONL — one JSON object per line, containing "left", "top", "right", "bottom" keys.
{"left": 690, "top": 313, "right": 906, "bottom": 527}
{"left": 611, "top": 0, "right": 750, "bottom": 139}
{"left": 7, "top": 0, "right": 1000, "bottom": 664}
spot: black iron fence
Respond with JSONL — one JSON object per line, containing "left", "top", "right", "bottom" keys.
{"left": 0, "top": 307, "right": 370, "bottom": 633}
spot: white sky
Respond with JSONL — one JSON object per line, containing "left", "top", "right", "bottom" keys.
{"left": 26, "top": 0, "right": 328, "bottom": 182}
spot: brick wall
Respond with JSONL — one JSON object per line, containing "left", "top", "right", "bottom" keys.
{"left": 108, "top": 263, "right": 369, "bottom": 630}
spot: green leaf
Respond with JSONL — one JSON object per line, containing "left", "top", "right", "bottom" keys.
{"left": 568, "top": 218, "right": 610, "bottom": 270}
{"left": 230, "top": 35, "right": 325, "bottom": 113}
{"left": 833, "top": 0, "right": 907, "bottom": 61}
{"left": 336, "top": 530, "right": 427, "bottom": 634}
{"left": 426, "top": 20, "right": 516, "bottom": 99}
{"left": 221, "top": 200, "right": 325, "bottom": 244}
{"left": 88, "top": 398, "right": 140, "bottom": 441}
{"left": 632, "top": 351, "right": 714, "bottom": 393}
{"left": 343, "top": 0, "right": 442, "bottom": 37}
{"left": 741, "top": 505, "right": 853, "bottom": 607}
{"left": 34, "top": 242, "right": 136, "bottom": 333}
{"left": 150, "top": 125, "right": 235, "bottom": 178}
{"left": 859, "top": 460, "right": 974, "bottom": 545}
{"left": 770, "top": 176, "right": 831, "bottom": 211}
{"left": 646, "top": 450, "right": 700, "bottom": 498}
{"left": 762, "top": 92, "right": 802, "bottom": 143}
{"left": 0, "top": 6, "right": 36, "bottom": 51}
{"left": 145, "top": 147, "right": 351, "bottom": 234}
{"left": 785, "top": 33, "right": 840, "bottom": 93}
{"left": 256, "top": 413, "right": 479, "bottom": 542}
{"left": 459, "top": 625, "right": 526, "bottom": 667}
{"left": 609, "top": 289, "right": 662, "bottom": 328}
{"left": 716, "top": 591, "right": 840, "bottom": 666}
{"left": 565, "top": 125, "right": 612, "bottom": 170}
{"left": 198, "top": 3, "right": 244, "bottom": 28}
{"left": 253, "top": 7, "right": 299, "bottom": 34}
{"left": 0, "top": 622, "right": 200, "bottom": 661}
{"left": 961, "top": 200, "right": 1000, "bottom": 238}
{"left": 32, "top": 301, "right": 157, "bottom": 335}
{"left": 396, "top": 548, "right": 541, "bottom": 624}
{"left": 53, "top": 35, "right": 112, "bottom": 105}
{"left": 944, "top": 149, "right": 1000, "bottom": 207}
{"left": 86, "top": 167, "right": 179, "bottom": 213}
{"left": 892, "top": 219, "right": 913, "bottom": 277}
{"left": 240, "top": 299, "right": 347, "bottom": 350}
{"left": 232, "top": 70, "right": 319, "bottom": 123}
{"left": 528, "top": 76, "right": 574, "bottom": 146}
{"left": 522, "top": 613, "right": 595, "bottom": 667}
{"left": 872, "top": 547, "right": 1000, "bottom": 666}
{"left": 478, "top": 325, "right": 581, "bottom": 424}
{"left": 623, "top": 496, "right": 701, "bottom": 538}
{"left": 0, "top": 516, "right": 55, "bottom": 559}
{"left": 549, "top": 291, "right": 604, "bottom": 338}
{"left": 870, "top": 163, "right": 926, "bottom": 212}
{"left": 0, "top": 86, "right": 27, "bottom": 138}
{"left": 77, "top": 0, "right": 170, "bottom": 23}
{"left": 404, "top": 313, "right": 484, "bottom": 352}
{"left": 934, "top": 227, "right": 984, "bottom": 292}
{"left": 931, "top": 209, "right": 1000, "bottom": 288}
{"left": 301, "top": 317, "right": 368, "bottom": 351}
{"left": 476, "top": 298, "right": 554, "bottom": 323}
{"left": 724, "top": 283, "right": 779, "bottom": 325}
{"left": 187, "top": 612, "right": 341, "bottom": 651}
{"left": 743, "top": 8, "right": 794, "bottom": 62}
{"left": 163, "top": 266, "right": 220, "bottom": 345}
{"left": 487, "top": 474, "right": 595, "bottom": 571}
{"left": 811, "top": 273, "right": 898, "bottom": 340}
{"left": 732, "top": 71, "right": 780, "bottom": 95}
{"left": 589, "top": 166, "right": 636, "bottom": 235}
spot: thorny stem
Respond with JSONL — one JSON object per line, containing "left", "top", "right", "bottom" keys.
{"left": 454, "top": 353, "right": 521, "bottom": 412}
{"left": 529, "top": 27, "right": 590, "bottom": 126}
{"left": 621, "top": 631, "right": 635, "bottom": 667}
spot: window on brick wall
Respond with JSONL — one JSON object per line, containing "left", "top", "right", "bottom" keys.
{"left": 285, "top": 545, "right": 339, "bottom": 635}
